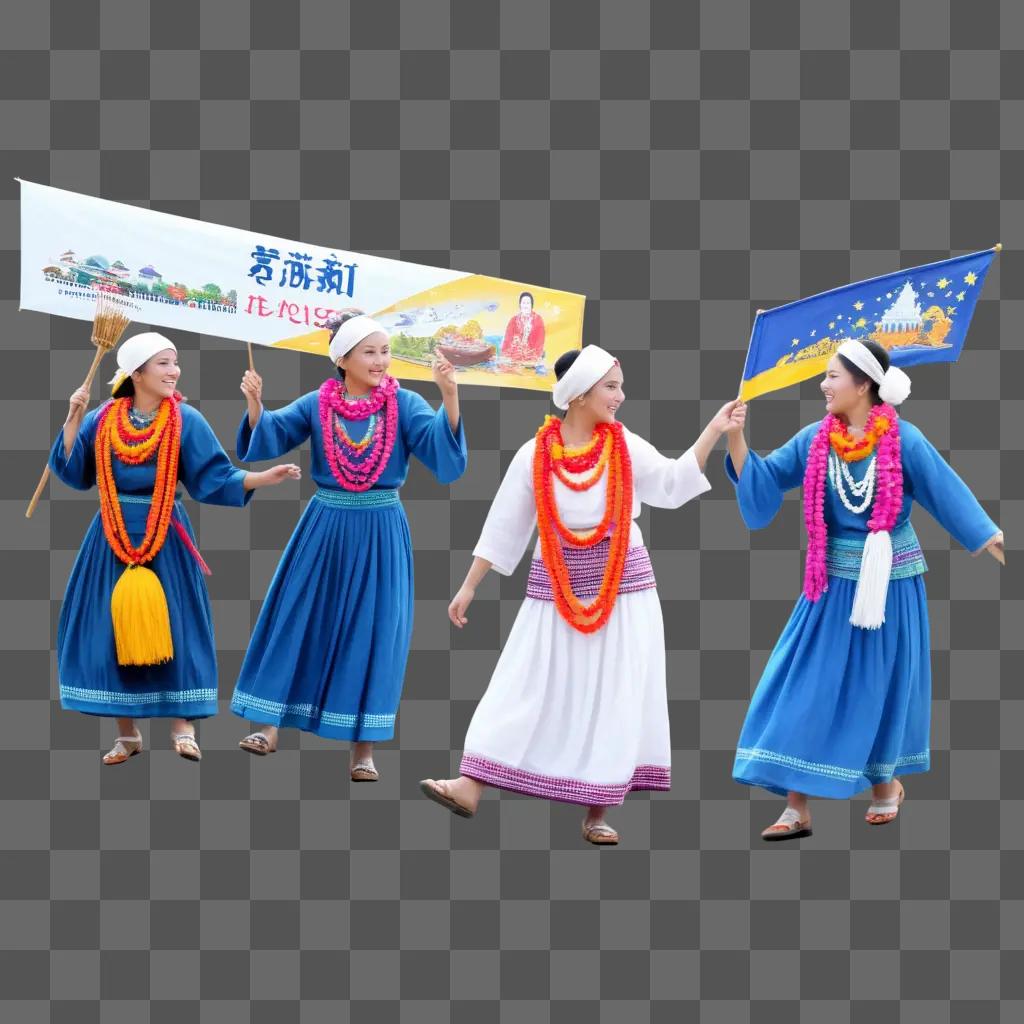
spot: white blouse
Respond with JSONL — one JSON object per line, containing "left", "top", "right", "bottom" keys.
{"left": 473, "top": 427, "right": 712, "bottom": 576}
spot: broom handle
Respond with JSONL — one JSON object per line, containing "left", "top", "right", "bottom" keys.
{"left": 26, "top": 346, "right": 108, "bottom": 519}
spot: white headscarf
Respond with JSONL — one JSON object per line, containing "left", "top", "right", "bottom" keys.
{"left": 836, "top": 340, "right": 912, "bottom": 406}
{"left": 552, "top": 345, "right": 618, "bottom": 411}
{"left": 108, "top": 332, "right": 177, "bottom": 391}
{"left": 328, "top": 315, "right": 388, "bottom": 363}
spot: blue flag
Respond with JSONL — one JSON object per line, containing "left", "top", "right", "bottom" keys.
{"left": 739, "top": 247, "right": 998, "bottom": 402}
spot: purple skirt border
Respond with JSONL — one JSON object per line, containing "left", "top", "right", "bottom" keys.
{"left": 461, "top": 753, "right": 671, "bottom": 807}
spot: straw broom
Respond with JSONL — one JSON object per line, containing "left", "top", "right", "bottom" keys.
{"left": 26, "top": 290, "right": 138, "bottom": 518}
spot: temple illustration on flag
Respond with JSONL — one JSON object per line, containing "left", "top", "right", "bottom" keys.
{"left": 871, "top": 281, "right": 952, "bottom": 351}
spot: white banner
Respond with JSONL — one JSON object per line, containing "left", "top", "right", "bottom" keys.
{"left": 19, "top": 181, "right": 586, "bottom": 392}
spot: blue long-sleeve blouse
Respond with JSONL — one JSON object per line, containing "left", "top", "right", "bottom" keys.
{"left": 725, "top": 420, "right": 999, "bottom": 554}
{"left": 236, "top": 385, "right": 468, "bottom": 488}
{"left": 50, "top": 401, "right": 251, "bottom": 507}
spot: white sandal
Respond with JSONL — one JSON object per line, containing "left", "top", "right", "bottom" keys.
{"left": 866, "top": 780, "right": 904, "bottom": 825}
{"left": 239, "top": 732, "right": 277, "bottom": 756}
{"left": 761, "top": 806, "right": 813, "bottom": 841}
{"left": 102, "top": 734, "right": 143, "bottom": 766}
{"left": 172, "top": 732, "right": 202, "bottom": 762}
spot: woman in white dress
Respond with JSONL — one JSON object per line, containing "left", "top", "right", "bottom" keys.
{"left": 421, "top": 345, "right": 742, "bottom": 844}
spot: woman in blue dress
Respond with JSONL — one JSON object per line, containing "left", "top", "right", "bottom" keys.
{"left": 725, "top": 339, "right": 1004, "bottom": 839}
{"left": 231, "top": 313, "right": 467, "bottom": 781}
{"left": 50, "top": 332, "right": 300, "bottom": 764}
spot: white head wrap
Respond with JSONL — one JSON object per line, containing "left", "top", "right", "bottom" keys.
{"left": 552, "top": 345, "right": 618, "bottom": 411}
{"left": 836, "top": 339, "right": 912, "bottom": 406}
{"left": 328, "top": 315, "right": 388, "bottom": 363}
{"left": 108, "top": 332, "right": 177, "bottom": 390}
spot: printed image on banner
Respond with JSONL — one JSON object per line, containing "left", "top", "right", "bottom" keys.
{"left": 19, "top": 181, "right": 585, "bottom": 393}
{"left": 739, "top": 247, "right": 998, "bottom": 402}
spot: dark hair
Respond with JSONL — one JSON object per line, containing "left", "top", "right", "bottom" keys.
{"left": 837, "top": 340, "right": 890, "bottom": 404}
{"left": 554, "top": 349, "right": 581, "bottom": 381}
{"left": 328, "top": 310, "right": 365, "bottom": 381}
{"left": 112, "top": 376, "right": 135, "bottom": 399}
{"left": 519, "top": 291, "right": 534, "bottom": 308}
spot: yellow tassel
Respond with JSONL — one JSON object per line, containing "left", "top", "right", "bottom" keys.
{"left": 110, "top": 565, "right": 174, "bottom": 666}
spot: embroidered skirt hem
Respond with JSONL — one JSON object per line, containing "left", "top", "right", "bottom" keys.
{"left": 230, "top": 692, "right": 396, "bottom": 741}
{"left": 461, "top": 753, "right": 670, "bottom": 807}
{"left": 733, "top": 748, "right": 931, "bottom": 800}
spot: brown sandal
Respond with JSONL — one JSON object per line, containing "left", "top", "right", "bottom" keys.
{"left": 350, "top": 760, "right": 379, "bottom": 782}
{"left": 419, "top": 779, "right": 476, "bottom": 818}
{"left": 102, "top": 734, "right": 143, "bottom": 766}
{"left": 582, "top": 821, "right": 619, "bottom": 846}
{"left": 239, "top": 732, "right": 277, "bottom": 756}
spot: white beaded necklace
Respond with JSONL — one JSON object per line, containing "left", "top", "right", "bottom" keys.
{"left": 828, "top": 449, "right": 876, "bottom": 515}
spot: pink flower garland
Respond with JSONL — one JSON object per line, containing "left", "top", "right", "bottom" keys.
{"left": 318, "top": 376, "right": 400, "bottom": 491}
{"left": 802, "top": 403, "right": 903, "bottom": 602}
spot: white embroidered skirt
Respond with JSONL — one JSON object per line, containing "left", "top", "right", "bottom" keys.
{"left": 460, "top": 547, "right": 671, "bottom": 806}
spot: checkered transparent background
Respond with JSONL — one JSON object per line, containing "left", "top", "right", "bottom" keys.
{"left": 1, "top": 1, "right": 1022, "bottom": 1021}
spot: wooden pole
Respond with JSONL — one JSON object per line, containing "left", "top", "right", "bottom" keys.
{"left": 26, "top": 346, "right": 107, "bottom": 519}
{"left": 247, "top": 343, "right": 255, "bottom": 372}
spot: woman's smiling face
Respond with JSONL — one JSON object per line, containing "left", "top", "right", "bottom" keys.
{"left": 821, "top": 355, "right": 869, "bottom": 417}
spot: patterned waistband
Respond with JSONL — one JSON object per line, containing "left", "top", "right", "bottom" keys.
{"left": 825, "top": 521, "right": 928, "bottom": 581}
{"left": 313, "top": 487, "right": 400, "bottom": 509}
{"left": 526, "top": 541, "right": 657, "bottom": 602}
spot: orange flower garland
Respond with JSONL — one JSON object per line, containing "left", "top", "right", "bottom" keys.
{"left": 97, "top": 397, "right": 182, "bottom": 566}
{"left": 829, "top": 410, "right": 891, "bottom": 462}
{"left": 533, "top": 416, "right": 633, "bottom": 634}
{"left": 95, "top": 396, "right": 183, "bottom": 665}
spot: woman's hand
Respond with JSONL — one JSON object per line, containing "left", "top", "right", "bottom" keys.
{"left": 448, "top": 584, "right": 476, "bottom": 628}
{"left": 244, "top": 464, "right": 301, "bottom": 491}
{"left": 241, "top": 370, "right": 264, "bottom": 429}
{"left": 67, "top": 385, "right": 90, "bottom": 421}
{"left": 240, "top": 369, "right": 263, "bottom": 405}
{"left": 986, "top": 533, "right": 1005, "bottom": 565}
{"left": 710, "top": 399, "right": 747, "bottom": 435}
{"left": 432, "top": 353, "right": 458, "bottom": 397}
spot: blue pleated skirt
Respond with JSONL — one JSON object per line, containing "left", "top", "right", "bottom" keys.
{"left": 57, "top": 496, "right": 219, "bottom": 720}
{"left": 230, "top": 488, "right": 414, "bottom": 741}
{"left": 733, "top": 574, "right": 931, "bottom": 798}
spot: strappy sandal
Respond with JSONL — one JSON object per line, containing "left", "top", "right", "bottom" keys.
{"left": 865, "top": 780, "right": 904, "bottom": 825}
{"left": 102, "top": 734, "right": 143, "bottom": 766}
{"left": 761, "top": 806, "right": 813, "bottom": 841}
{"left": 418, "top": 779, "right": 476, "bottom": 818}
{"left": 350, "top": 760, "right": 379, "bottom": 782}
{"left": 239, "top": 732, "right": 277, "bottom": 756}
{"left": 582, "top": 821, "right": 619, "bottom": 846}
{"left": 172, "top": 732, "right": 202, "bottom": 762}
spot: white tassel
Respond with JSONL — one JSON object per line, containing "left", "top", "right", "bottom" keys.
{"left": 850, "top": 530, "right": 893, "bottom": 629}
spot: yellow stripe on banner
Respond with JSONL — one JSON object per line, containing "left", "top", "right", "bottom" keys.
{"left": 270, "top": 328, "right": 332, "bottom": 357}
{"left": 739, "top": 354, "right": 832, "bottom": 402}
